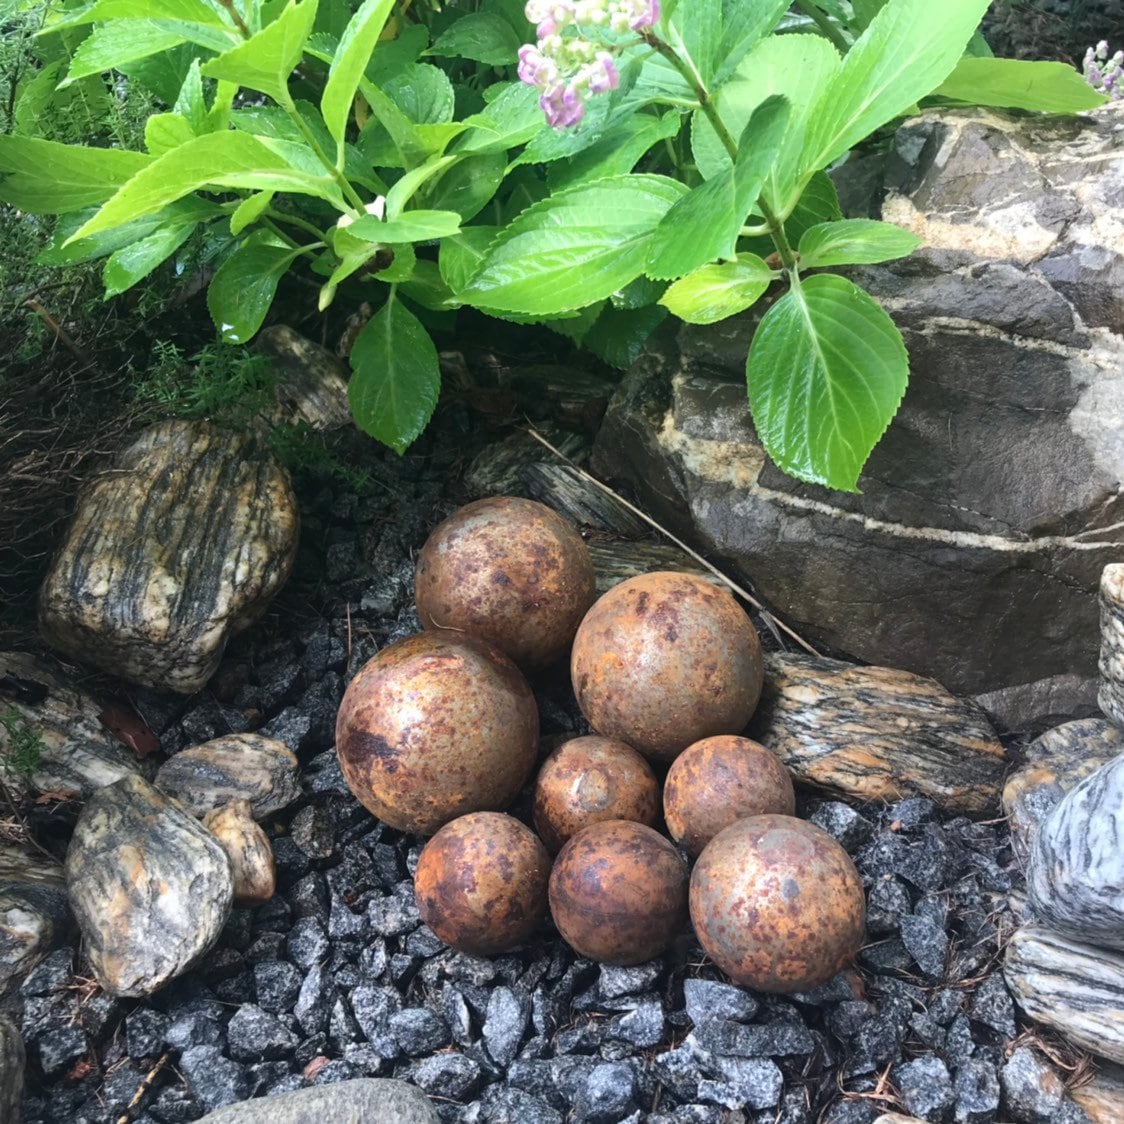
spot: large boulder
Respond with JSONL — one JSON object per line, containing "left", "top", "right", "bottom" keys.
{"left": 592, "top": 106, "right": 1124, "bottom": 729}
{"left": 39, "top": 420, "right": 299, "bottom": 694}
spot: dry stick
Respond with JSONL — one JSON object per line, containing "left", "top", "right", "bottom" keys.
{"left": 23, "top": 299, "right": 93, "bottom": 370}
{"left": 117, "top": 1052, "right": 170, "bottom": 1124}
{"left": 524, "top": 426, "right": 820, "bottom": 657}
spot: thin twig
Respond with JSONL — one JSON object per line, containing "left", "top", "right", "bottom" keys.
{"left": 116, "top": 1052, "right": 170, "bottom": 1124}
{"left": 23, "top": 299, "right": 94, "bottom": 370}
{"left": 524, "top": 425, "right": 821, "bottom": 657}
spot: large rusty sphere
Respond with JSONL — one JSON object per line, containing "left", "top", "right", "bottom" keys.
{"left": 664, "top": 736, "right": 795, "bottom": 858}
{"left": 335, "top": 633, "right": 538, "bottom": 835}
{"left": 532, "top": 736, "right": 661, "bottom": 854}
{"left": 548, "top": 819, "right": 689, "bottom": 965}
{"left": 690, "top": 815, "right": 866, "bottom": 993}
{"left": 571, "top": 572, "right": 764, "bottom": 763}
{"left": 414, "top": 812, "right": 551, "bottom": 955}
{"left": 415, "top": 496, "right": 596, "bottom": 670}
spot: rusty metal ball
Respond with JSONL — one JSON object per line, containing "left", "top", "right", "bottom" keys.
{"left": 414, "top": 812, "right": 551, "bottom": 955}
{"left": 689, "top": 815, "right": 866, "bottom": 993}
{"left": 532, "top": 736, "right": 661, "bottom": 854}
{"left": 663, "top": 736, "right": 795, "bottom": 858}
{"left": 415, "top": 496, "right": 596, "bottom": 670}
{"left": 571, "top": 572, "right": 764, "bottom": 763}
{"left": 335, "top": 633, "right": 538, "bottom": 835}
{"left": 548, "top": 819, "right": 689, "bottom": 965}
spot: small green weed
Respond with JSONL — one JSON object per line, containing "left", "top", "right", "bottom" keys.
{"left": 0, "top": 707, "right": 44, "bottom": 777}
{"left": 268, "top": 421, "right": 374, "bottom": 495}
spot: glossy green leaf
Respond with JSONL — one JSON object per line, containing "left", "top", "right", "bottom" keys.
{"left": 68, "top": 131, "right": 334, "bottom": 242}
{"left": 116, "top": 45, "right": 199, "bottom": 103}
{"left": 103, "top": 221, "right": 198, "bottom": 296}
{"left": 48, "top": 0, "right": 227, "bottom": 29}
{"left": 321, "top": 0, "right": 396, "bottom": 145}
{"left": 62, "top": 22, "right": 189, "bottom": 84}
{"left": 583, "top": 304, "right": 668, "bottom": 369}
{"left": 202, "top": 0, "right": 318, "bottom": 103}
{"left": 421, "top": 152, "right": 506, "bottom": 222}
{"left": 145, "top": 112, "right": 196, "bottom": 154}
{"left": 0, "top": 135, "right": 151, "bottom": 214}
{"left": 398, "top": 260, "right": 459, "bottom": 311}
{"left": 385, "top": 155, "right": 457, "bottom": 218}
{"left": 439, "top": 226, "right": 499, "bottom": 292}
{"left": 454, "top": 82, "right": 544, "bottom": 155}
{"left": 461, "top": 174, "right": 688, "bottom": 316}
{"left": 207, "top": 234, "right": 299, "bottom": 343}
{"left": 801, "top": 0, "right": 991, "bottom": 174}
{"left": 174, "top": 59, "right": 209, "bottom": 134}
{"left": 319, "top": 243, "right": 378, "bottom": 309}
{"left": 647, "top": 95, "right": 788, "bottom": 280}
{"left": 13, "top": 62, "right": 64, "bottom": 136}
{"left": 781, "top": 171, "right": 842, "bottom": 246}
{"left": 798, "top": 219, "right": 921, "bottom": 268}
{"left": 348, "top": 209, "right": 462, "bottom": 243}
{"left": 385, "top": 64, "right": 455, "bottom": 125}
{"left": 230, "top": 191, "right": 274, "bottom": 235}
{"left": 427, "top": 12, "right": 520, "bottom": 66}
{"left": 933, "top": 57, "right": 1107, "bottom": 112}
{"left": 715, "top": 0, "right": 791, "bottom": 82}
{"left": 348, "top": 293, "right": 441, "bottom": 454}
{"left": 746, "top": 273, "right": 908, "bottom": 491}
{"left": 549, "top": 111, "right": 682, "bottom": 192}
{"left": 660, "top": 254, "right": 774, "bottom": 324}
{"left": 672, "top": 0, "right": 722, "bottom": 84}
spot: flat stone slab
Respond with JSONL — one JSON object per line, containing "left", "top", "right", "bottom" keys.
{"left": 195, "top": 1078, "right": 439, "bottom": 1123}
{"left": 1005, "top": 925, "right": 1124, "bottom": 1065}
{"left": 0, "top": 846, "right": 69, "bottom": 988}
{"left": 748, "top": 652, "right": 1005, "bottom": 813}
{"left": 39, "top": 419, "right": 299, "bottom": 694}
{"left": 66, "top": 774, "right": 232, "bottom": 996}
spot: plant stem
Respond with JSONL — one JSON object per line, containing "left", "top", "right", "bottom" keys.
{"left": 265, "top": 208, "right": 329, "bottom": 241}
{"left": 214, "top": 0, "right": 252, "bottom": 39}
{"left": 793, "top": 0, "right": 851, "bottom": 54}
{"left": 641, "top": 31, "right": 799, "bottom": 272}
{"left": 279, "top": 96, "right": 368, "bottom": 213}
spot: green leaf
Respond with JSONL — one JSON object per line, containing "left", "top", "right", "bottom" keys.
{"left": 348, "top": 209, "right": 462, "bottom": 243}
{"left": 421, "top": 152, "right": 506, "bottom": 222}
{"left": 398, "top": 259, "right": 459, "bottom": 311}
{"left": 116, "top": 45, "right": 199, "bottom": 103}
{"left": 647, "top": 95, "right": 788, "bottom": 281}
{"left": 13, "top": 61, "right": 64, "bottom": 136}
{"left": 385, "top": 155, "right": 457, "bottom": 217}
{"left": 207, "top": 234, "right": 300, "bottom": 343}
{"left": 62, "top": 22, "right": 189, "bottom": 84}
{"left": 672, "top": 0, "right": 722, "bottom": 84}
{"left": 461, "top": 174, "right": 688, "bottom": 316}
{"left": 427, "top": 12, "right": 520, "bottom": 66}
{"left": 0, "top": 135, "right": 151, "bottom": 214}
{"left": 933, "top": 57, "right": 1107, "bottom": 112}
{"left": 746, "top": 273, "right": 908, "bottom": 491}
{"left": 660, "top": 254, "right": 774, "bottom": 324}
{"left": 454, "top": 82, "right": 546, "bottom": 155}
{"left": 321, "top": 0, "right": 396, "bottom": 145}
{"left": 174, "top": 58, "right": 209, "bottom": 134}
{"left": 801, "top": 0, "right": 991, "bottom": 174}
{"left": 548, "top": 111, "right": 682, "bottom": 192}
{"left": 230, "top": 190, "right": 274, "bottom": 235}
{"left": 202, "top": 0, "right": 318, "bottom": 103}
{"left": 103, "top": 220, "right": 198, "bottom": 296}
{"left": 583, "top": 304, "right": 668, "bottom": 369}
{"left": 781, "top": 171, "right": 842, "bottom": 246}
{"left": 48, "top": 0, "right": 227, "bottom": 29}
{"left": 715, "top": 0, "right": 791, "bottom": 81}
{"left": 348, "top": 293, "right": 441, "bottom": 454}
{"left": 385, "top": 63, "right": 455, "bottom": 125}
{"left": 145, "top": 112, "right": 196, "bottom": 154}
{"left": 439, "top": 226, "right": 499, "bottom": 292}
{"left": 798, "top": 219, "right": 921, "bottom": 268}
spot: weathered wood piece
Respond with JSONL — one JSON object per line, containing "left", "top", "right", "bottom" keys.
{"left": 1027, "top": 752, "right": 1124, "bottom": 948}
{"left": 39, "top": 420, "right": 299, "bottom": 694}
{"left": 464, "top": 426, "right": 589, "bottom": 500}
{"left": 155, "top": 733, "right": 300, "bottom": 820}
{"left": 0, "top": 846, "right": 69, "bottom": 988}
{"left": 66, "top": 774, "right": 233, "bottom": 996}
{"left": 1100, "top": 564, "right": 1124, "bottom": 729}
{"left": 524, "top": 464, "right": 650, "bottom": 536}
{"left": 0, "top": 1015, "right": 25, "bottom": 1124}
{"left": 254, "top": 325, "right": 352, "bottom": 431}
{"left": 749, "top": 653, "right": 1006, "bottom": 813}
{"left": 1003, "top": 718, "right": 1124, "bottom": 865}
{"left": 0, "top": 650, "right": 142, "bottom": 799}
{"left": 203, "top": 800, "right": 275, "bottom": 907}
{"left": 585, "top": 538, "right": 723, "bottom": 597}
{"left": 1005, "top": 926, "right": 1124, "bottom": 1065}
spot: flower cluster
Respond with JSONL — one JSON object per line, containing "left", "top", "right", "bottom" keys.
{"left": 518, "top": 0, "right": 659, "bottom": 128}
{"left": 1084, "top": 40, "right": 1123, "bottom": 100}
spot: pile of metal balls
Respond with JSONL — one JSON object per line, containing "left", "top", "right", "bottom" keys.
{"left": 336, "top": 497, "right": 866, "bottom": 995}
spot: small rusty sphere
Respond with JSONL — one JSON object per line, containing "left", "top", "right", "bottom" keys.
{"left": 549, "top": 819, "right": 689, "bottom": 965}
{"left": 415, "top": 496, "right": 596, "bottom": 670}
{"left": 571, "top": 572, "right": 764, "bottom": 763}
{"left": 690, "top": 815, "right": 866, "bottom": 993}
{"left": 532, "top": 736, "right": 661, "bottom": 854}
{"left": 414, "top": 812, "right": 551, "bottom": 955}
{"left": 664, "top": 736, "right": 795, "bottom": 858}
{"left": 336, "top": 633, "right": 538, "bottom": 835}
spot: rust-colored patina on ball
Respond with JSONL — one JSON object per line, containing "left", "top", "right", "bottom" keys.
{"left": 415, "top": 496, "right": 596, "bottom": 670}
{"left": 336, "top": 633, "right": 538, "bottom": 835}
{"left": 532, "top": 735, "right": 661, "bottom": 854}
{"left": 549, "top": 819, "right": 689, "bottom": 965}
{"left": 414, "top": 812, "right": 551, "bottom": 955}
{"left": 571, "top": 572, "right": 764, "bottom": 763}
{"left": 664, "top": 735, "right": 795, "bottom": 858}
{"left": 690, "top": 815, "right": 866, "bottom": 993}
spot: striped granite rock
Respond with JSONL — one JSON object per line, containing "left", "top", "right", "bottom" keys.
{"left": 195, "top": 1078, "right": 439, "bottom": 1123}
{"left": 0, "top": 650, "right": 142, "bottom": 799}
{"left": 1005, "top": 926, "right": 1124, "bottom": 1064}
{"left": 1002, "top": 718, "right": 1124, "bottom": 865}
{"left": 66, "top": 774, "right": 233, "bottom": 996}
{"left": 0, "top": 847, "right": 69, "bottom": 987}
{"left": 1027, "top": 752, "right": 1124, "bottom": 948}
{"left": 748, "top": 653, "right": 1005, "bottom": 813}
{"left": 155, "top": 733, "right": 300, "bottom": 820}
{"left": 203, "top": 800, "right": 275, "bottom": 907}
{"left": 1072, "top": 1060, "right": 1124, "bottom": 1124}
{"left": 1101, "top": 564, "right": 1124, "bottom": 729}
{"left": 0, "top": 1015, "right": 24, "bottom": 1124}
{"left": 39, "top": 420, "right": 299, "bottom": 694}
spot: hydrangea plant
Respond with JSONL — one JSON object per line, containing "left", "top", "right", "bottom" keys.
{"left": 1084, "top": 40, "right": 1123, "bottom": 99}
